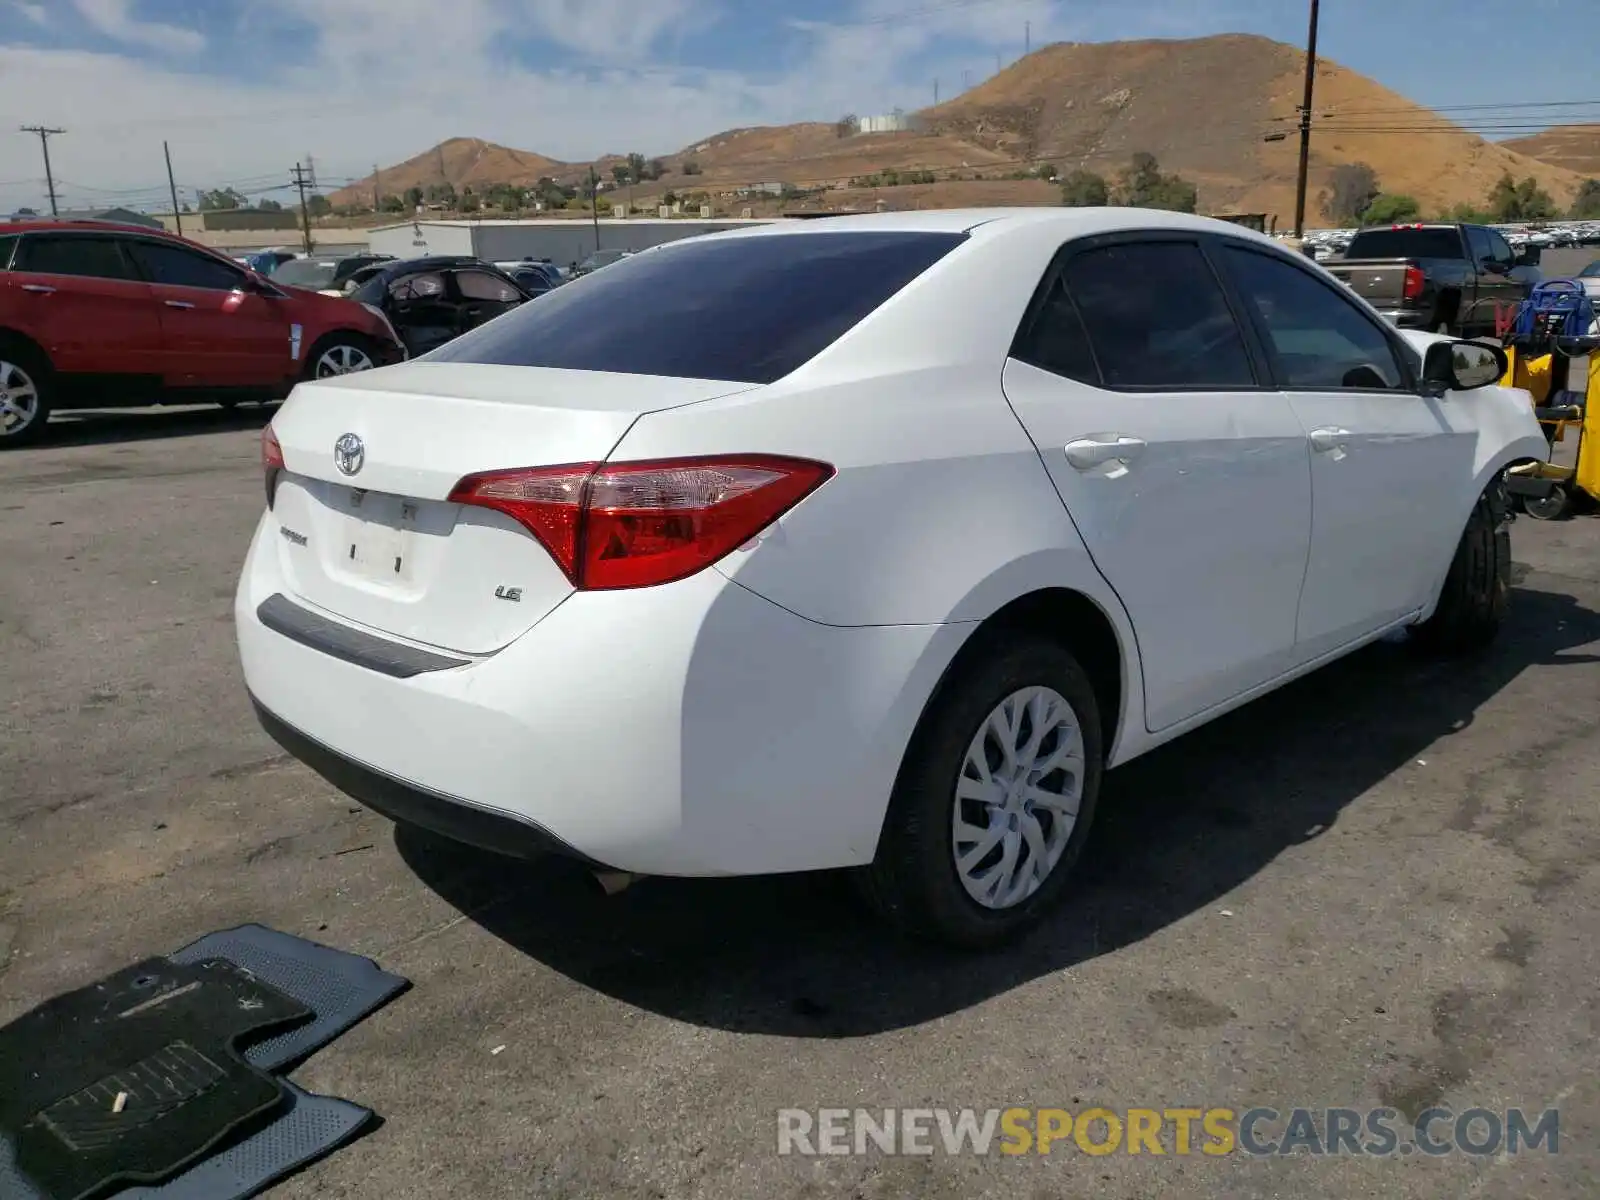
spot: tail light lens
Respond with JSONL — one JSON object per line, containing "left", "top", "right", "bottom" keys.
{"left": 262, "top": 425, "right": 285, "bottom": 507}
{"left": 448, "top": 455, "right": 835, "bottom": 590}
{"left": 1402, "top": 264, "right": 1425, "bottom": 302}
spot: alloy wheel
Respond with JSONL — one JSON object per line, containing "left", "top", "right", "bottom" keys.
{"left": 314, "top": 344, "right": 375, "bottom": 377}
{"left": 0, "top": 360, "right": 41, "bottom": 438}
{"left": 952, "top": 685, "right": 1085, "bottom": 910}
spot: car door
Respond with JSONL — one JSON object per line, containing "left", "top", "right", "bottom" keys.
{"left": 447, "top": 268, "right": 528, "bottom": 335}
{"left": 383, "top": 270, "right": 457, "bottom": 356}
{"left": 124, "top": 238, "right": 293, "bottom": 389}
{"left": 1216, "top": 242, "right": 1474, "bottom": 661}
{"left": 8, "top": 232, "right": 162, "bottom": 379}
{"left": 1487, "top": 228, "right": 1537, "bottom": 314}
{"left": 1001, "top": 235, "right": 1313, "bottom": 733}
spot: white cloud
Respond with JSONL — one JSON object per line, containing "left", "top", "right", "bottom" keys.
{"left": 71, "top": 0, "right": 205, "bottom": 54}
{"left": 12, "top": 2, "right": 48, "bottom": 25}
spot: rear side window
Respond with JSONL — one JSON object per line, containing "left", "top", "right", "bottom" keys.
{"left": 0, "top": 235, "right": 16, "bottom": 270}
{"left": 15, "top": 234, "right": 136, "bottom": 281}
{"left": 1012, "top": 277, "right": 1098, "bottom": 383}
{"left": 129, "top": 241, "right": 244, "bottom": 291}
{"left": 1061, "top": 242, "right": 1255, "bottom": 389}
{"left": 453, "top": 270, "right": 523, "bottom": 302}
{"left": 1344, "top": 228, "right": 1464, "bottom": 260}
{"left": 428, "top": 231, "right": 967, "bottom": 383}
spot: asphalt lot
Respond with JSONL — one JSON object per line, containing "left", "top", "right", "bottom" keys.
{"left": 3, "top": 406, "right": 1600, "bottom": 1199}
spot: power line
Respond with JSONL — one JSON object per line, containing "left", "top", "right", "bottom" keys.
{"left": 18, "top": 125, "right": 65, "bottom": 216}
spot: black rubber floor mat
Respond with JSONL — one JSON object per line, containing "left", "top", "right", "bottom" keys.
{"left": 167, "top": 925, "right": 409, "bottom": 1073}
{"left": 0, "top": 959, "right": 310, "bottom": 1200}
{"left": 1, "top": 1082, "right": 372, "bottom": 1200}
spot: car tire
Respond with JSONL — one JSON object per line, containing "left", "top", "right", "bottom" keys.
{"left": 858, "top": 633, "right": 1104, "bottom": 950}
{"left": 1410, "top": 481, "right": 1511, "bottom": 654}
{"left": 0, "top": 341, "right": 54, "bottom": 448}
{"left": 304, "top": 333, "right": 381, "bottom": 380}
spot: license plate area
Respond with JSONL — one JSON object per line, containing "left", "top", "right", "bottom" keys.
{"left": 341, "top": 488, "right": 416, "bottom": 585}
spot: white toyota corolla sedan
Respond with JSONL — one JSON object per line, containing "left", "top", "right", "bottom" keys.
{"left": 238, "top": 208, "right": 1547, "bottom": 947}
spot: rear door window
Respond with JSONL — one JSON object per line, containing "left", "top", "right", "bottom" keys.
{"left": 128, "top": 240, "right": 246, "bottom": 290}
{"left": 428, "top": 230, "right": 967, "bottom": 383}
{"left": 453, "top": 270, "right": 523, "bottom": 303}
{"left": 15, "top": 234, "right": 138, "bottom": 280}
{"left": 0, "top": 234, "right": 17, "bottom": 270}
{"left": 1011, "top": 277, "right": 1099, "bottom": 383}
{"left": 1059, "top": 241, "right": 1256, "bottom": 389}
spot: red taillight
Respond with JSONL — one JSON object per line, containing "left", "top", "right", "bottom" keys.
{"left": 1402, "top": 264, "right": 1425, "bottom": 302}
{"left": 448, "top": 455, "right": 835, "bottom": 590}
{"left": 262, "top": 425, "right": 286, "bottom": 507}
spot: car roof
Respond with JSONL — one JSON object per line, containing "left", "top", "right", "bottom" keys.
{"left": 652, "top": 206, "right": 1283, "bottom": 251}
{"left": 4, "top": 217, "right": 187, "bottom": 238}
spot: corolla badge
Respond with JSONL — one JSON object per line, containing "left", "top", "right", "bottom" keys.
{"left": 333, "top": 432, "right": 365, "bottom": 476}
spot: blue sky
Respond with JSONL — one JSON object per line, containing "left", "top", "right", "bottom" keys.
{"left": 2, "top": 0, "right": 1595, "bottom": 210}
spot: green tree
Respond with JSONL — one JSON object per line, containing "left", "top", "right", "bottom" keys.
{"left": 257, "top": 198, "right": 283, "bottom": 212}
{"left": 1572, "top": 178, "right": 1600, "bottom": 219}
{"left": 1322, "top": 162, "right": 1379, "bottom": 225}
{"left": 305, "top": 194, "right": 331, "bottom": 217}
{"left": 1034, "top": 163, "right": 1059, "bottom": 181}
{"left": 682, "top": 160, "right": 702, "bottom": 175}
{"left": 1113, "top": 152, "right": 1197, "bottom": 212}
{"left": 380, "top": 194, "right": 406, "bottom": 213}
{"left": 404, "top": 186, "right": 424, "bottom": 209}
{"left": 626, "top": 152, "right": 647, "bottom": 181}
{"left": 646, "top": 158, "right": 666, "bottom": 180}
{"left": 1487, "top": 172, "right": 1557, "bottom": 222}
{"left": 1059, "top": 169, "right": 1109, "bottom": 207}
{"left": 424, "top": 182, "right": 456, "bottom": 206}
{"left": 1360, "top": 193, "right": 1421, "bottom": 224}
{"left": 1446, "top": 201, "right": 1493, "bottom": 224}
{"left": 198, "top": 187, "right": 246, "bottom": 211}
{"left": 612, "top": 163, "right": 632, "bottom": 185}
{"left": 459, "top": 186, "right": 480, "bottom": 213}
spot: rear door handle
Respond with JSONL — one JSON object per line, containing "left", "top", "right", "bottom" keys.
{"left": 164, "top": 299, "right": 195, "bottom": 310}
{"left": 20, "top": 284, "right": 55, "bottom": 294}
{"left": 1065, "top": 435, "right": 1147, "bottom": 470}
{"left": 1308, "top": 427, "right": 1351, "bottom": 454}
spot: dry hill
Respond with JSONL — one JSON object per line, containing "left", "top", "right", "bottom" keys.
{"left": 334, "top": 36, "right": 1585, "bottom": 224}
{"left": 1502, "top": 124, "right": 1600, "bottom": 178}
{"left": 917, "top": 34, "right": 1582, "bottom": 221}
{"left": 331, "top": 137, "right": 567, "bottom": 206}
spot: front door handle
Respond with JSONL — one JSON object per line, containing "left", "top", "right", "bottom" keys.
{"left": 20, "top": 284, "right": 55, "bottom": 294}
{"left": 1308, "top": 427, "right": 1351, "bottom": 454}
{"left": 164, "top": 299, "right": 195, "bottom": 310}
{"left": 1065, "top": 435, "right": 1147, "bottom": 470}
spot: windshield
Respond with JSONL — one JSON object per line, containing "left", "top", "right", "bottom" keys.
{"left": 271, "top": 259, "right": 338, "bottom": 289}
{"left": 1580, "top": 261, "right": 1600, "bottom": 278}
{"left": 427, "top": 230, "right": 966, "bottom": 384}
{"left": 1344, "top": 228, "right": 1464, "bottom": 260}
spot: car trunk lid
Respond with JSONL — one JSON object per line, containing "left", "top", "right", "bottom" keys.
{"left": 267, "top": 361, "right": 755, "bottom": 654}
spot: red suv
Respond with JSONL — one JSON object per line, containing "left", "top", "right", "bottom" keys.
{"left": 0, "top": 219, "right": 405, "bottom": 446}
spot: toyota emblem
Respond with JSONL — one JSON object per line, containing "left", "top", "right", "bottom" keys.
{"left": 333, "top": 432, "right": 365, "bottom": 476}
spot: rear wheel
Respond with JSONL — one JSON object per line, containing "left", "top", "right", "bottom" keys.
{"left": 858, "top": 634, "right": 1104, "bottom": 949}
{"left": 307, "top": 334, "right": 379, "bottom": 380}
{"left": 0, "top": 345, "right": 52, "bottom": 448}
{"left": 1411, "top": 482, "right": 1511, "bottom": 653}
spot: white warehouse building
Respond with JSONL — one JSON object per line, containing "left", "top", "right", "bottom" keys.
{"left": 366, "top": 218, "right": 779, "bottom": 266}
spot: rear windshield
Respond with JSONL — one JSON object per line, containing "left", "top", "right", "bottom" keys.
{"left": 1344, "top": 228, "right": 1465, "bottom": 260}
{"left": 427, "top": 230, "right": 968, "bottom": 383}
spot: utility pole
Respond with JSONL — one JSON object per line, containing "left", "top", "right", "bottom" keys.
{"left": 933, "top": 78, "right": 939, "bottom": 105}
{"left": 163, "top": 140, "right": 182, "bottom": 236}
{"left": 1025, "top": 20, "right": 1030, "bottom": 55}
{"left": 1292, "top": 0, "right": 1321, "bottom": 239}
{"left": 290, "top": 161, "right": 314, "bottom": 253}
{"left": 372, "top": 163, "right": 380, "bottom": 212}
{"left": 19, "top": 125, "right": 64, "bottom": 216}
{"left": 589, "top": 166, "right": 600, "bottom": 251}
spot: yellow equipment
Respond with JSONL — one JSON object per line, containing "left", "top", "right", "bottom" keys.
{"left": 1502, "top": 345, "right": 1600, "bottom": 520}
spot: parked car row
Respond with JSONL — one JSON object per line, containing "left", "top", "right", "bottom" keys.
{"left": 0, "top": 219, "right": 563, "bottom": 445}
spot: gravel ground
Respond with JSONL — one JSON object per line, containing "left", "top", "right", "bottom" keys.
{"left": 2, "top": 406, "right": 1598, "bottom": 1199}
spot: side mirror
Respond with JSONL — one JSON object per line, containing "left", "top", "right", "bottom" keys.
{"left": 1483, "top": 259, "right": 1509, "bottom": 275}
{"left": 1422, "top": 339, "right": 1506, "bottom": 396}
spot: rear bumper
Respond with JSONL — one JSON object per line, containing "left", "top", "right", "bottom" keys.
{"left": 234, "top": 511, "right": 968, "bottom": 875}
